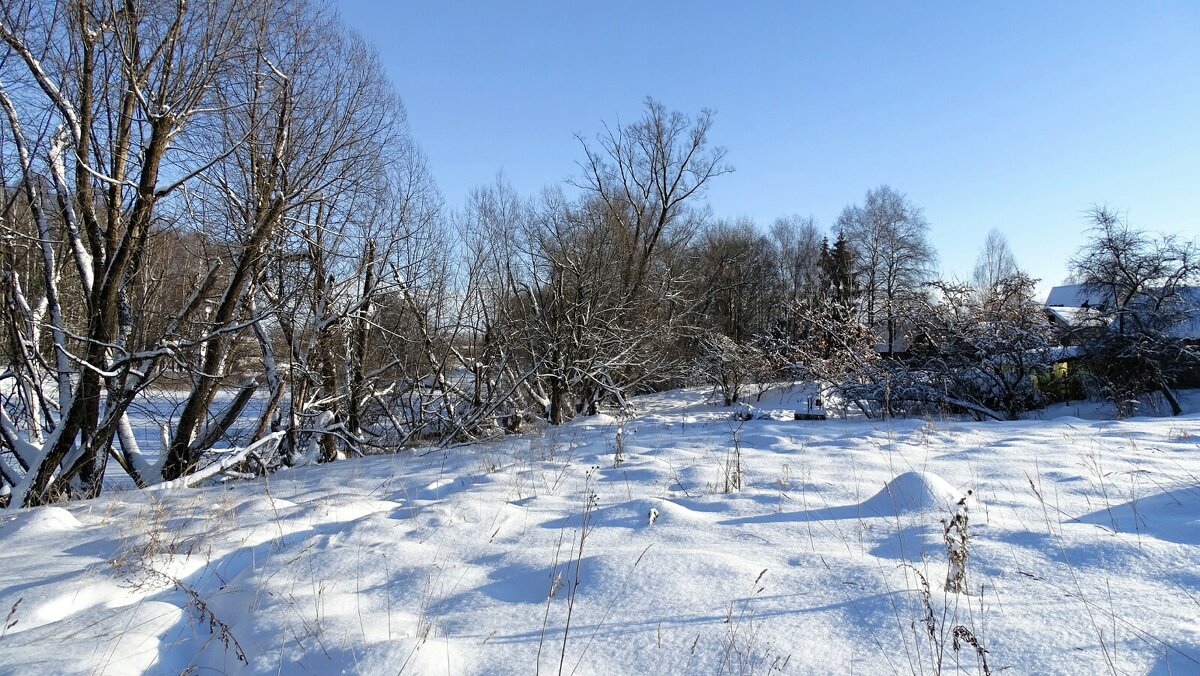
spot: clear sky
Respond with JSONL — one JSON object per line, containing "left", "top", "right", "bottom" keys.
{"left": 336, "top": 1, "right": 1200, "bottom": 296}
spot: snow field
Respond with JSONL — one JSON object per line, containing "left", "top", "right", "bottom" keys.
{"left": 0, "top": 385, "right": 1198, "bottom": 674}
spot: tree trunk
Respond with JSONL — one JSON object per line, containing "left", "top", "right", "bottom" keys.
{"left": 1160, "top": 384, "right": 1182, "bottom": 416}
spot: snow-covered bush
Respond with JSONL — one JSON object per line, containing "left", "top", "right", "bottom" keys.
{"left": 696, "top": 333, "right": 766, "bottom": 406}
{"left": 838, "top": 275, "right": 1057, "bottom": 421}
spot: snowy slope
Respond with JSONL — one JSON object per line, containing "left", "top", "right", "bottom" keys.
{"left": 1, "top": 385, "right": 1198, "bottom": 674}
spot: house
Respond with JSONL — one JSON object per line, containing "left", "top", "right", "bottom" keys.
{"left": 1043, "top": 284, "right": 1200, "bottom": 340}
{"left": 1043, "top": 283, "right": 1200, "bottom": 388}
{"left": 1043, "top": 284, "right": 1107, "bottom": 335}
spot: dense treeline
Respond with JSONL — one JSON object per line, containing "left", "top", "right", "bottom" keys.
{"left": 1, "top": 0, "right": 1196, "bottom": 506}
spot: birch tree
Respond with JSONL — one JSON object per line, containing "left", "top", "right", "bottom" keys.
{"left": 836, "top": 186, "right": 937, "bottom": 356}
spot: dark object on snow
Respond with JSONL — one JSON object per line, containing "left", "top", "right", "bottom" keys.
{"left": 794, "top": 395, "right": 827, "bottom": 420}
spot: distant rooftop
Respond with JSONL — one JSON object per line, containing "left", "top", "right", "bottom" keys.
{"left": 1044, "top": 284, "right": 1200, "bottom": 339}
{"left": 1044, "top": 284, "right": 1104, "bottom": 308}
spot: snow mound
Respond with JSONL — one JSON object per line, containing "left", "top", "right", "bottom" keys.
{"left": 580, "top": 413, "right": 619, "bottom": 425}
{"left": 9, "top": 506, "right": 82, "bottom": 537}
{"left": 233, "top": 495, "right": 298, "bottom": 515}
{"left": 861, "top": 471, "right": 963, "bottom": 516}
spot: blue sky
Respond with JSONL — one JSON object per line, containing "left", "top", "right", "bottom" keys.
{"left": 337, "top": 1, "right": 1200, "bottom": 294}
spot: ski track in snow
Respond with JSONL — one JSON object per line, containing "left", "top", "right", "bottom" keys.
{"left": 1, "top": 385, "right": 1199, "bottom": 674}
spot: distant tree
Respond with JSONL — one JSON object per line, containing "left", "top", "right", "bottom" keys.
{"left": 820, "top": 231, "right": 860, "bottom": 318}
{"left": 1069, "top": 207, "right": 1200, "bottom": 416}
{"left": 573, "top": 97, "right": 732, "bottom": 301}
{"left": 469, "top": 99, "right": 732, "bottom": 425}
{"left": 831, "top": 273, "right": 1055, "bottom": 421}
{"left": 836, "top": 186, "right": 937, "bottom": 357}
{"left": 972, "top": 229, "right": 1019, "bottom": 298}
{"left": 435, "top": 177, "right": 547, "bottom": 438}
{"left": 769, "top": 214, "right": 824, "bottom": 307}
{"left": 692, "top": 219, "right": 777, "bottom": 343}
{"left": 755, "top": 231, "right": 870, "bottom": 392}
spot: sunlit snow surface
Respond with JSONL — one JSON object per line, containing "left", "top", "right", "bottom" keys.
{"left": 1, "top": 385, "right": 1199, "bottom": 674}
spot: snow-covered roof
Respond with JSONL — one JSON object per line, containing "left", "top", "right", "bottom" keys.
{"left": 1045, "top": 305, "right": 1102, "bottom": 327}
{"left": 1044, "top": 284, "right": 1200, "bottom": 338}
{"left": 1170, "top": 287, "right": 1200, "bottom": 339}
{"left": 1044, "top": 284, "right": 1106, "bottom": 308}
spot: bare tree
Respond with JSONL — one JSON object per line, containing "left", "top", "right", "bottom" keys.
{"left": 482, "top": 98, "right": 735, "bottom": 422}
{"left": 692, "top": 218, "right": 778, "bottom": 343}
{"left": 1, "top": 0, "right": 260, "bottom": 505}
{"left": 0, "top": 0, "right": 436, "bottom": 504}
{"left": 836, "top": 186, "right": 937, "bottom": 357}
{"left": 436, "top": 101, "right": 733, "bottom": 429}
{"left": 971, "top": 228, "right": 1019, "bottom": 299}
{"left": 573, "top": 97, "right": 732, "bottom": 300}
{"left": 442, "top": 177, "right": 547, "bottom": 433}
{"left": 210, "top": 4, "right": 439, "bottom": 471}
{"left": 1069, "top": 207, "right": 1199, "bottom": 416}
{"left": 905, "top": 274, "right": 1056, "bottom": 420}
{"left": 769, "top": 214, "right": 824, "bottom": 307}
{"left": 695, "top": 332, "right": 764, "bottom": 406}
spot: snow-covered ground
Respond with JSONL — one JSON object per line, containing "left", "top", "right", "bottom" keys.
{"left": 1, "top": 385, "right": 1198, "bottom": 674}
